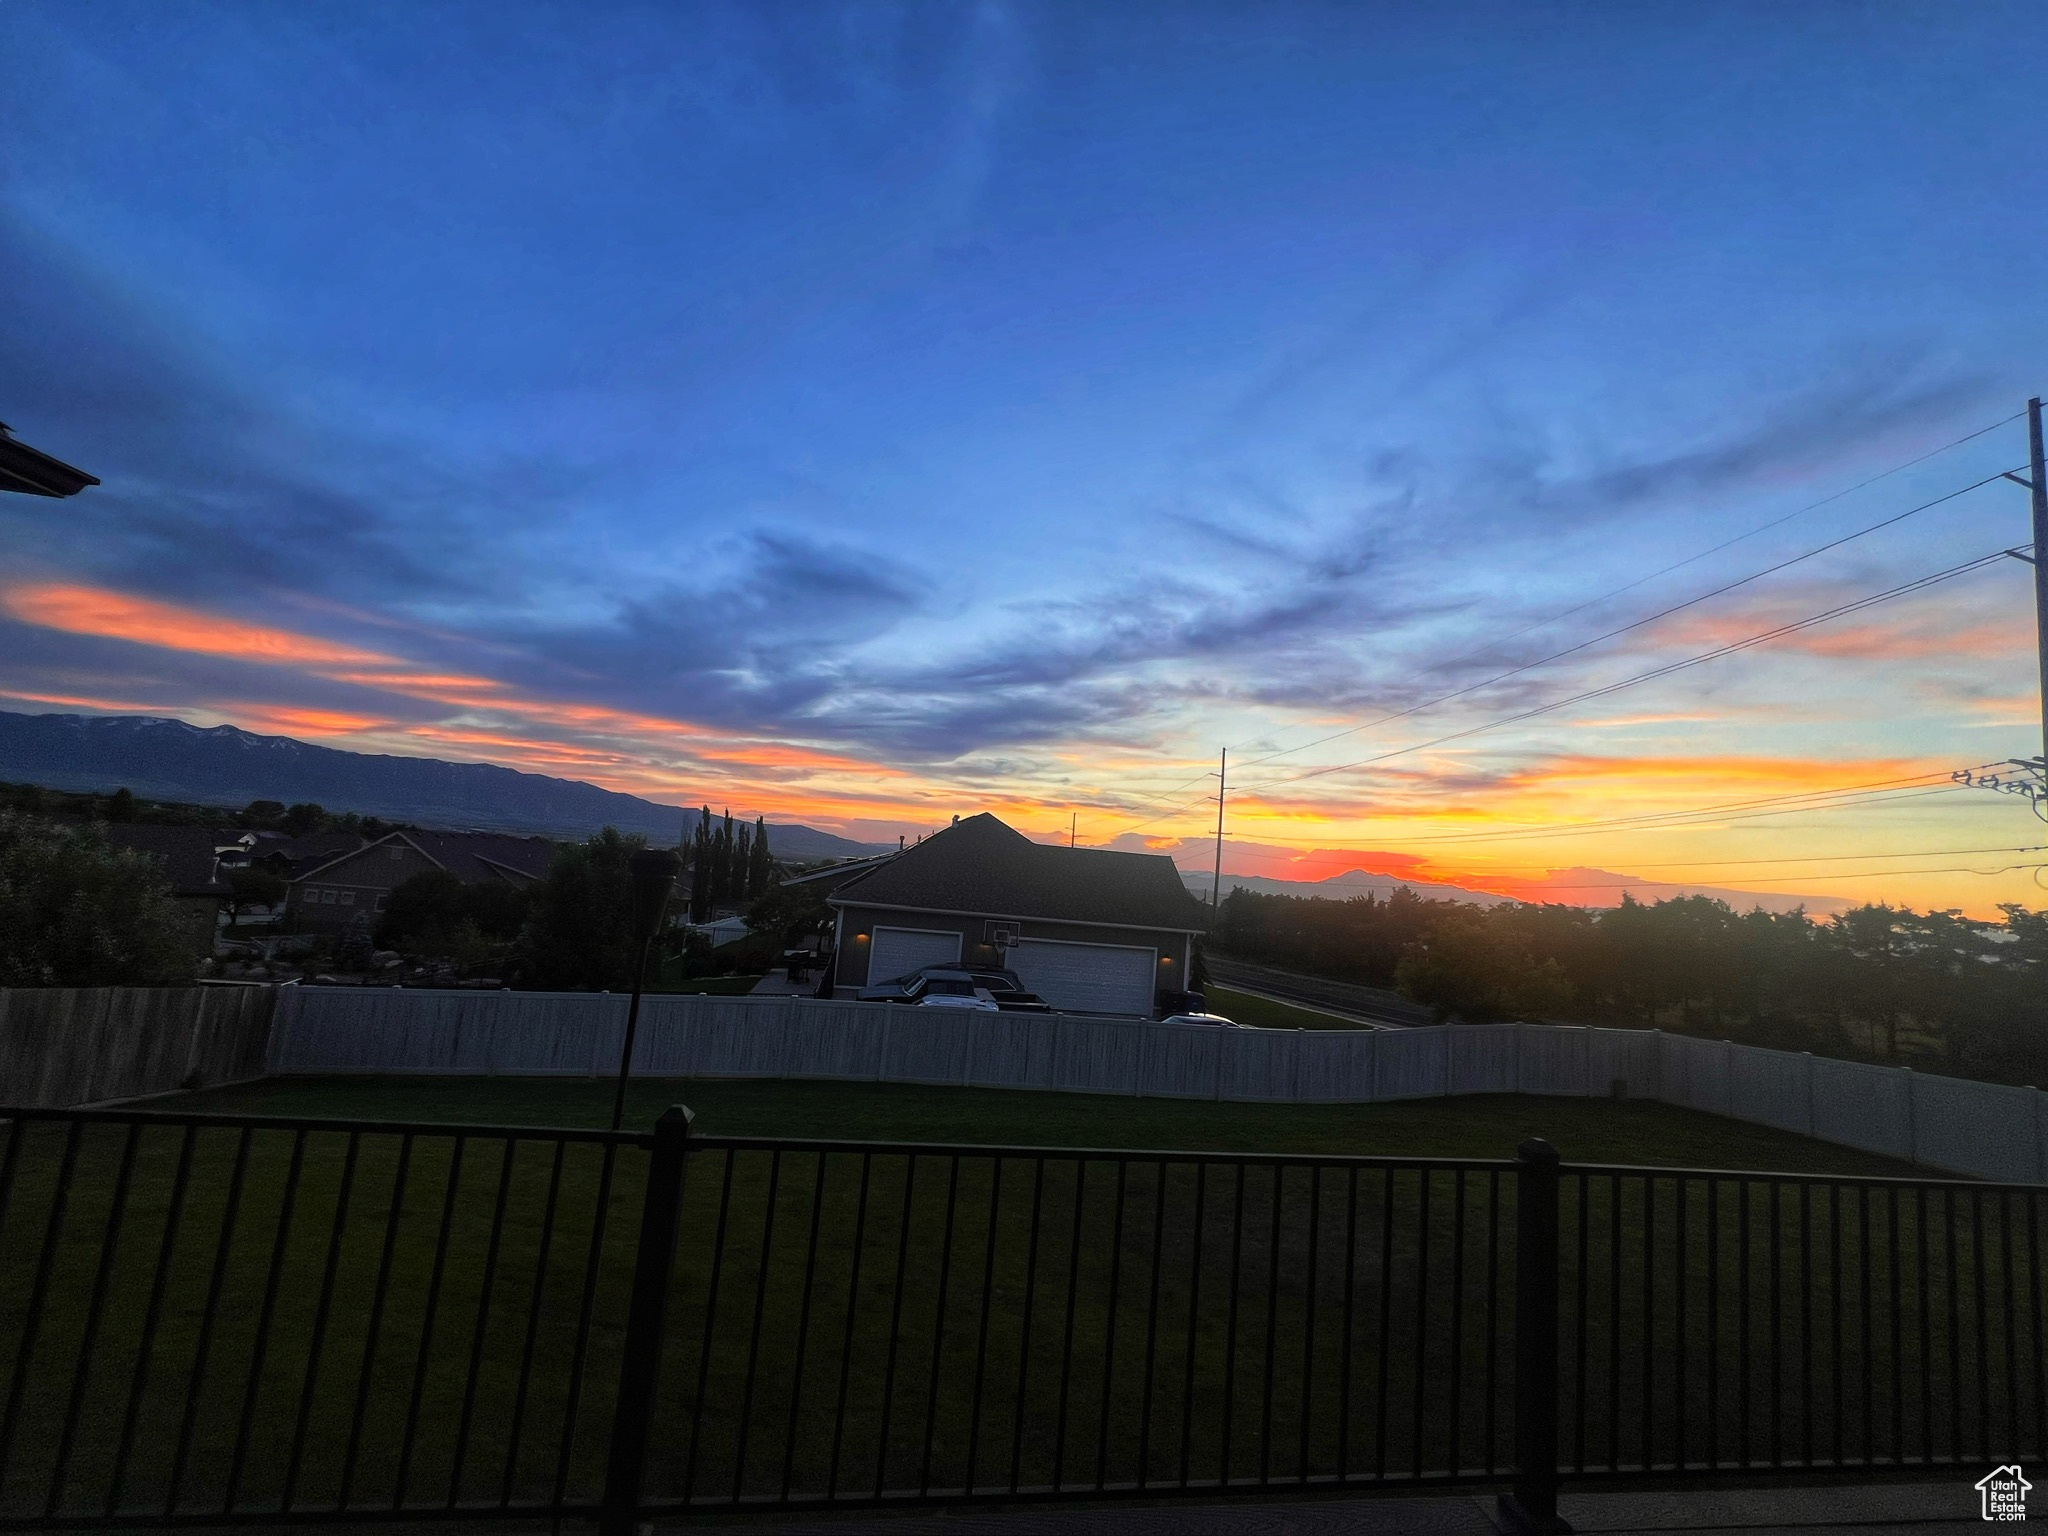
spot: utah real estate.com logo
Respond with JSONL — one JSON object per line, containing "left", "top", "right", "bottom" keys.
{"left": 1980, "top": 1465, "right": 2031, "bottom": 1521}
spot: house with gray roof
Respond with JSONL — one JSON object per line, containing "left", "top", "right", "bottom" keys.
{"left": 825, "top": 812, "right": 1208, "bottom": 1016}
{"left": 284, "top": 829, "right": 555, "bottom": 935}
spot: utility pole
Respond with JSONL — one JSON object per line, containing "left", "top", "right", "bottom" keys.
{"left": 1071, "top": 812, "right": 1077, "bottom": 848}
{"left": 1211, "top": 748, "right": 1226, "bottom": 911}
{"left": 1947, "top": 398, "right": 2047, "bottom": 811}
{"left": 2029, "top": 398, "right": 2048, "bottom": 771}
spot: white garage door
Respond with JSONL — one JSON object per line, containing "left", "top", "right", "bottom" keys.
{"left": 1010, "top": 939, "right": 1157, "bottom": 1016}
{"left": 867, "top": 926, "right": 963, "bottom": 986}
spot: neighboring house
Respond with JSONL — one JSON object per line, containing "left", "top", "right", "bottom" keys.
{"left": 100, "top": 823, "right": 232, "bottom": 958}
{"left": 252, "top": 830, "right": 369, "bottom": 880}
{"left": 285, "top": 829, "right": 555, "bottom": 934}
{"left": 779, "top": 852, "right": 898, "bottom": 897}
{"left": 209, "top": 830, "right": 261, "bottom": 867}
{"left": 825, "top": 812, "right": 1209, "bottom": 1016}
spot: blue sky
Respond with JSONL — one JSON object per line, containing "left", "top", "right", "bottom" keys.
{"left": 4, "top": 2, "right": 2047, "bottom": 910}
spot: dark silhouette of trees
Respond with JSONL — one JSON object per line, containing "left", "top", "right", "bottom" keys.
{"left": 511, "top": 827, "right": 646, "bottom": 990}
{"left": 0, "top": 812, "right": 194, "bottom": 985}
{"left": 683, "top": 806, "right": 776, "bottom": 916}
{"left": 376, "top": 867, "right": 531, "bottom": 960}
{"left": 1214, "top": 885, "right": 2048, "bottom": 1084}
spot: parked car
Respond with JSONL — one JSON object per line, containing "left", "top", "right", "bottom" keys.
{"left": 861, "top": 965, "right": 1050, "bottom": 1011}
{"left": 1159, "top": 1011, "right": 1247, "bottom": 1029}
{"left": 918, "top": 989, "right": 1001, "bottom": 1012}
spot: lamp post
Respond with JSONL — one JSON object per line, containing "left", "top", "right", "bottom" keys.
{"left": 611, "top": 848, "right": 680, "bottom": 1131}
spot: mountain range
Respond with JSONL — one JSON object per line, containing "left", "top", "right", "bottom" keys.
{"left": 0, "top": 711, "right": 884, "bottom": 860}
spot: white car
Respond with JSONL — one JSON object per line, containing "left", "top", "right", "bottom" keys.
{"left": 916, "top": 981, "right": 1002, "bottom": 1012}
{"left": 1160, "top": 1011, "right": 1247, "bottom": 1028}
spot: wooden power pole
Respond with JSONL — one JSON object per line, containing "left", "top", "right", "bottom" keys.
{"left": 2029, "top": 397, "right": 2048, "bottom": 772}
{"left": 1211, "top": 748, "right": 1226, "bottom": 911}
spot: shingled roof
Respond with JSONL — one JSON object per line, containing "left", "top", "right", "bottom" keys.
{"left": 291, "top": 829, "right": 557, "bottom": 885}
{"left": 828, "top": 813, "right": 1208, "bottom": 932}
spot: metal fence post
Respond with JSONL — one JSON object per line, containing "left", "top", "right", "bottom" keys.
{"left": 600, "top": 1105, "right": 693, "bottom": 1536}
{"left": 1501, "top": 1137, "right": 1567, "bottom": 1534}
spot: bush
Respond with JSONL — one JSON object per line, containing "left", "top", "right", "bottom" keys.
{"left": 0, "top": 812, "right": 196, "bottom": 985}
{"left": 377, "top": 868, "right": 530, "bottom": 961}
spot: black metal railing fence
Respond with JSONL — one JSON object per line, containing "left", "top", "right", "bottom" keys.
{"left": 0, "top": 1104, "right": 2043, "bottom": 1533}
{"left": 1557, "top": 1164, "right": 2048, "bottom": 1475}
{"left": 636, "top": 1140, "right": 1515, "bottom": 1509}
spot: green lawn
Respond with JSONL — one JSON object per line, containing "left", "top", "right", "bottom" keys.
{"left": 0, "top": 1078, "right": 2018, "bottom": 1523}
{"left": 650, "top": 974, "right": 767, "bottom": 996}
{"left": 173, "top": 1074, "right": 1922, "bottom": 1175}
{"left": 1203, "top": 984, "right": 1389, "bottom": 1033}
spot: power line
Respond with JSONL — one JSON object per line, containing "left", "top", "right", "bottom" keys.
{"left": 1227, "top": 465, "right": 2023, "bottom": 777}
{"left": 1212, "top": 410, "right": 2027, "bottom": 782}
{"left": 1097, "top": 457, "right": 2026, "bottom": 840}
{"left": 1110, "top": 754, "right": 2007, "bottom": 852}
{"left": 1184, "top": 786, "right": 1989, "bottom": 858}
{"left": 1249, "top": 767, "right": 1991, "bottom": 848}
{"left": 1401, "top": 410, "right": 2026, "bottom": 675}
{"left": 1233, "top": 547, "right": 2024, "bottom": 796}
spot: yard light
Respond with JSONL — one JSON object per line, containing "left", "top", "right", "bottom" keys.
{"left": 612, "top": 848, "right": 682, "bottom": 1131}
{"left": 629, "top": 848, "right": 681, "bottom": 941}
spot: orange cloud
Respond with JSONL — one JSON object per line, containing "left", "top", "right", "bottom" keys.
{"left": 326, "top": 670, "right": 509, "bottom": 696}
{"left": 1654, "top": 598, "right": 2028, "bottom": 665}
{"left": 231, "top": 706, "right": 390, "bottom": 737}
{"left": 4, "top": 583, "right": 393, "bottom": 667}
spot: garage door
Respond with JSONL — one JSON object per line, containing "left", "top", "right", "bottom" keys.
{"left": 1010, "top": 939, "right": 1157, "bottom": 1016}
{"left": 867, "top": 926, "right": 963, "bottom": 986}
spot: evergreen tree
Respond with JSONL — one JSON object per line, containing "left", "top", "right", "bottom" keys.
{"left": 688, "top": 807, "right": 713, "bottom": 923}
{"left": 735, "top": 821, "right": 753, "bottom": 906}
{"left": 749, "top": 815, "right": 772, "bottom": 897}
{"left": 716, "top": 808, "right": 736, "bottom": 907}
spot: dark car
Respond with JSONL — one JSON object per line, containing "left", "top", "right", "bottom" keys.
{"left": 859, "top": 965, "right": 1051, "bottom": 1011}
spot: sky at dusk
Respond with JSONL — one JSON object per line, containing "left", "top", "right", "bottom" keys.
{"left": 4, "top": 3, "right": 2047, "bottom": 915}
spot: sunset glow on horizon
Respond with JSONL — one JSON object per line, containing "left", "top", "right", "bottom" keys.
{"left": 4, "top": 5, "right": 2046, "bottom": 918}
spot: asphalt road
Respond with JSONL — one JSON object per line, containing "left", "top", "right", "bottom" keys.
{"left": 1203, "top": 956, "right": 1438, "bottom": 1029}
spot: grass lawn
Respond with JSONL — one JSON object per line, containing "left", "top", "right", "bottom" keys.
{"left": 0, "top": 1077, "right": 2017, "bottom": 1522}
{"left": 174, "top": 1074, "right": 1922, "bottom": 1175}
{"left": 651, "top": 974, "right": 766, "bottom": 996}
{"left": 1204, "top": 984, "right": 1394, "bottom": 1033}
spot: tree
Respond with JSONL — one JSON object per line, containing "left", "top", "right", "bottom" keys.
{"left": 687, "top": 807, "right": 713, "bottom": 923}
{"left": 282, "top": 802, "right": 326, "bottom": 834}
{"left": 749, "top": 816, "right": 772, "bottom": 898}
{"left": 511, "top": 827, "right": 647, "bottom": 990}
{"left": 715, "top": 809, "right": 736, "bottom": 908}
{"left": 0, "top": 812, "right": 195, "bottom": 985}
{"left": 104, "top": 786, "right": 137, "bottom": 822}
{"left": 378, "top": 868, "right": 531, "bottom": 958}
{"left": 744, "top": 874, "right": 830, "bottom": 948}
{"left": 376, "top": 868, "right": 469, "bottom": 952}
{"left": 1394, "top": 906, "right": 1573, "bottom": 1022}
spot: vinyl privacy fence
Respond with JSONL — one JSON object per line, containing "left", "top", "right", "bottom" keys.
{"left": 267, "top": 989, "right": 2048, "bottom": 1184}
